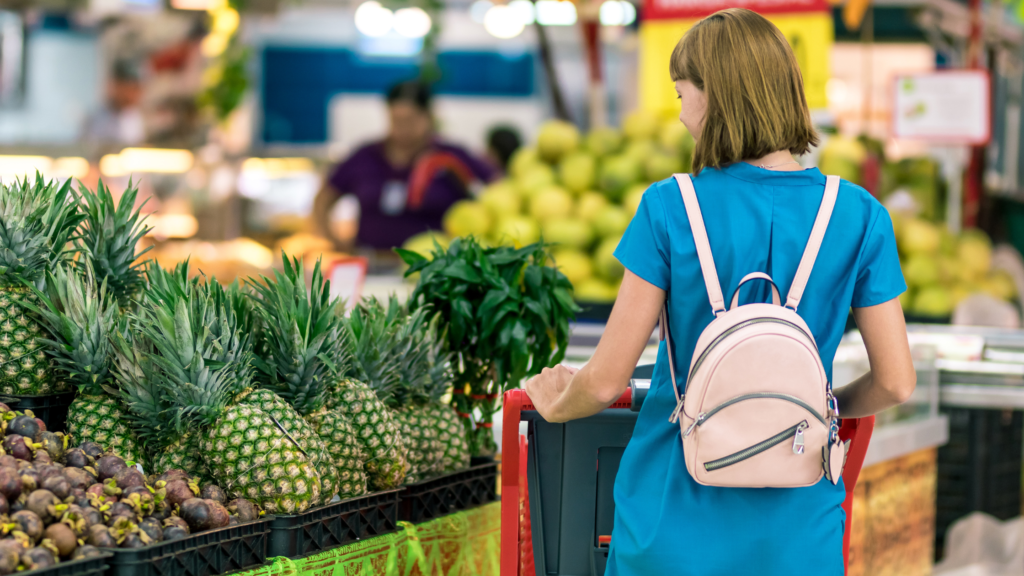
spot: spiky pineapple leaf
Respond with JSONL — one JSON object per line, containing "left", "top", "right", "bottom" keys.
{"left": 76, "top": 179, "right": 152, "bottom": 306}
{"left": 0, "top": 174, "right": 84, "bottom": 287}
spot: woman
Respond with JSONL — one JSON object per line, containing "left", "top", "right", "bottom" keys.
{"left": 525, "top": 9, "right": 916, "bottom": 575}
{"left": 312, "top": 81, "right": 496, "bottom": 252}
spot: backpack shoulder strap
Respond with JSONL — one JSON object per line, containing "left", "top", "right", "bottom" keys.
{"left": 785, "top": 175, "right": 841, "bottom": 311}
{"left": 673, "top": 173, "right": 726, "bottom": 317}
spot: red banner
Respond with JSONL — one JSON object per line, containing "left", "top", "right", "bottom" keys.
{"left": 642, "top": 0, "right": 830, "bottom": 20}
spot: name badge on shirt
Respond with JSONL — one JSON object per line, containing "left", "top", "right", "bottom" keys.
{"left": 381, "top": 180, "right": 408, "bottom": 215}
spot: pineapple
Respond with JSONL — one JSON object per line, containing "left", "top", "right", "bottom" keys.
{"left": 0, "top": 175, "right": 82, "bottom": 395}
{"left": 332, "top": 299, "right": 409, "bottom": 490}
{"left": 75, "top": 179, "right": 152, "bottom": 308}
{"left": 25, "top": 265, "right": 143, "bottom": 463}
{"left": 418, "top": 312, "right": 469, "bottom": 474}
{"left": 121, "top": 285, "right": 321, "bottom": 513}
{"left": 250, "top": 256, "right": 364, "bottom": 501}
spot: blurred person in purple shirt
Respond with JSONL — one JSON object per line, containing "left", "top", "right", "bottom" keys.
{"left": 312, "top": 81, "right": 497, "bottom": 253}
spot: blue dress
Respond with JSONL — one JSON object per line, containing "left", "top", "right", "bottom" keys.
{"left": 609, "top": 163, "right": 906, "bottom": 576}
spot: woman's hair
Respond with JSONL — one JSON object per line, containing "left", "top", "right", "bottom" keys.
{"left": 386, "top": 80, "right": 433, "bottom": 112}
{"left": 670, "top": 8, "right": 818, "bottom": 173}
{"left": 487, "top": 126, "right": 522, "bottom": 171}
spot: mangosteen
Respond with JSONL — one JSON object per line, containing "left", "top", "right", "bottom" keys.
{"left": 156, "top": 470, "right": 190, "bottom": 484}
{"left": 205, "top": 500, "right": 229, "bottom": 530}
{"left": 0, "top": 493, "right": 8, "bottom": 516}
{"left": 43, "top": 523, "right": 77, "bottom": 557}
{"left": 0, "top": 469, "right": 20, "bottom": 501}
{"left": 163, "top": 526, "right": 188, "bottom": 541}
{"left": 25, "top": 490, "right": 57, "bottom": 522}
{"left": 95, "top": 456, "right": 126, "bottom": 482}
{"left": 199, "top": 485, "right": 226, "bottom": 504}
{"left": 120, "top": 532, "right": 147, "bottom": 549}
{"left": 19, "top": 547, "right": 55, "bottom": 571}
{"left": 0, "top": 456, "right": 16, "bottom": 469}
{"left": 149, "top": 501, "right": 171, "bottom": 522}
{"left": 19, "top": 471, "right": 38, "bottom": 493}
{"left": 61, "top": 507, "right": 91, "bottom": 537}
{"left": 79, "top": 443, "right": 103, "bottom": 459}
{"left": 163, "top": 480, "right": 194, "bottom": 507}
{"left": 1, "top": 436, "right": 30, "bottom": 461}
{"left": 32, "top": 420, "right": 44, "bottom": 433}
{"left": 36, "top": 432, "right": 63, "bottom": 462}
{"left": 42, "top": 476, "right": 70, "bottom": 500}
{"left": 123, "top": 492, "right": 155, "bottom": 518}
{"left": 32, "top": 454, "right": 52, "bottom": 466}
{"left": 9, "top": 495, "right": 24, "bottom": 513}
{"left": 113, "top": 468, "right": 145, "bottom": 490}
{"left": 87, "top": 524, "right": 116, "bottom": 548}
{"left": 7, "top": 417, "right": 39, "bottom": 440}
{"left": 62, "top": 468, "right": 93, "bottom": 491}
{"left": 138, "top": 518, "right": 163, "bottom": 543}
{"left": 36, "top": 465, "right": 63, "bottom": 482}
{"left": 227, "top": 499, "right": 259, "bottom": 523}
{"left": 162, "top": 516, "right": 188, "bottom": 532}
{"left": 179, "top": 498, "right": 210, "bottom": 532}
{"left": 123, "top": 485, "right": 150, "bottom": 499}
{"left": 106, "top": 501, "right": 135, "bottom": 522}
{"left": 82, "top": 507, "right": 103, "bottom": 528}
{"left": 0, "top": 541, "right": 18, "bottom": 575}
{"left": 64, "top": 449, "right": 90, "bottom": 469}
{"left": 101, "top": 479, "right": 122, "bottom": 497}
{"left": 71, "top": 544, "right": 102, "bottom": 560}
{"left": 11, "top": 510, "right": 43, "bottom": 541}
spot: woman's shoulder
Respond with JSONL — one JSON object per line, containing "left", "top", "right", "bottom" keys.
{"left": 834, "top": 177, "right": 891, "bottom": 224}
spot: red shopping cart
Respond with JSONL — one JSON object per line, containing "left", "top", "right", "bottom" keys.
{"left": 500, "top": 384, "right": 874, "bottom": 576}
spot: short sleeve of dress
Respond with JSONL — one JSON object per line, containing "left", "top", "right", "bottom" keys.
{"left": 852, "top": 207, "right": 907, "bottom": 308}
{"left": 614, "top": 184, "right": 671, "bottom": 291}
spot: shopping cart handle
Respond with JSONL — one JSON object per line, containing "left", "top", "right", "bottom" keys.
{"left": 629, "top": 379, "right": 650, "bottom": 412}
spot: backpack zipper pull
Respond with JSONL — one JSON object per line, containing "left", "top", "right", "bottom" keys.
{"left": 683, "top": 412, "right": 706, "bottom": 436}
{"left": 668, "top": 396, "right": 686, "bottom": 424}
{"left": 792, "top": 421, "right": 808, "bottom": 455}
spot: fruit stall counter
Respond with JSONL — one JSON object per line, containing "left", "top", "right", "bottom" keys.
{"left": 234, "top": 502, "right": 500, "bottom": 576}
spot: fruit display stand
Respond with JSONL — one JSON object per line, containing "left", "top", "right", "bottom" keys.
{"left": 267, "top": 490, "right": 401, "bottom": 560}
{"left": 25, "top": 553, "right": 111, "bottom": 576}
{"left": 0, "top": 392, "right": 76, "bottom": 433}
{"left": 398, "top": 462, "right": 499, "bottom": 524}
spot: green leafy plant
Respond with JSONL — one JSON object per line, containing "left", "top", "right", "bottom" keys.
{"left": 398, "top": 236, "right": 578, "bottom": 455}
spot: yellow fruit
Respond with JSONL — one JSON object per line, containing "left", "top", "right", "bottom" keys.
{"left": 902, "top": 255, "right": 940, "bottom": 287}
{"left": 491, "top": 216, "right": 540, "bottom": 247}
{"left": 529, "top": 186, "right": 574, "bottom": 222}
{"left": 623, "top": 140, "right": 657, "bottom": 164}
{"left": 559, "top": 152, "right": 597, "bottom": 194}
{"left": 981, "top": 271, "right": 1016, "bottom": 301}
{"left": 585, "top": 127, "right": 624, "bottom": 157}
{"left": 912, "top": 286, "right": 954, "bottom": 317}
{"left": 552, "top": 249, "right": 593, "bottom": 286}
{"left": 659, "top": 121, "right": 694, "bottom": 156}
{"left": 821, "top": 135, "right": 867, "bottom": 164}
{"left": 957, "top": 229, "right": 993, "bottom": 277}
{"left": 645, "top": 152, "right": 682, "bottom": 182}
{"left": 574, "top": 278, "right": 618, "bottom": 303}
{"left": 624, "top": 184, "right": 647, "bottom": 216}
{"left": 593, "top": 206, "right": 630, "bottom": 238}
{"left": 623, "top": 110, "right": 659, "bottom": 141}
{"left": 515, "top": 164, "right": 556, "bottom": 198}
{"left": 950, "top": 284, "right": 975, "bottom": 306}
{"left": 577, "top": 192, "right": 609, "bottom": 222}
{"left": 542, "top": 218, "right": 594, "bottom": 250}
{"left": 509, "top": 147, "right": 541, "bottom": 179}
{"left": 900, "top": 219, "right": 941, "bottom": 255}
{"left": 599, "top": 154, "right": 642, "bottom": 201}
{"left": 537, "top": 120, "right": 580, "bottom": 163}
{"left": 479, "top": 181, "right": 521, "bottom": 218}
{"left": 401, "top": 231, "right": 449, "bottom": 259}
{"left": 443, "top": 200, "right": 491, "bottom": 238}
{"left": 594, "top": 236, "right": 625, "bottom": 281}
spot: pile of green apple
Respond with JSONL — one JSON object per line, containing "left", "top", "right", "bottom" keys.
{"left": 405, "top": 111, "right": 694, "bottom": 303}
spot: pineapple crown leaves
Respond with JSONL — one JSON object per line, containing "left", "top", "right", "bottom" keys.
{"left": 20, "top": 264, "right": 118, "bottom": 395}
{"left": 0, "top": 174, "right": 84, "bottom": 287}
{"left": 386, "top": 297, "right": 443, "bottom": 408}
{"left": 399, "top": 236, "right": 579, "bottom": 392}
{"left": 110, "top": 332, "right": 178, "bottom": 454}
{"left": 76, "top": 179, "right": 153, "bottom": 306}
{"left": 249, "top": 253, "right": 346, "bottom": 416}
{"left": 344, "top": 295, "right": 421, "bottom": 408}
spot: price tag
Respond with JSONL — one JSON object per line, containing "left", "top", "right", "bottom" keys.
{"left": 325, "top": 256, "right": 368, "bottom": 310}
{"left": 893, "top": 71, "right": 991, "bottom": 145}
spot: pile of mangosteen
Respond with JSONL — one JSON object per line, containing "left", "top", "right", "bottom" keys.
{"left": 0, "top": 404, "right": 262, "bottom": 574}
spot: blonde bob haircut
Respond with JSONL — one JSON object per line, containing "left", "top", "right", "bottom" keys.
{"left": 670, "top": 8, "right": 818, "bottom": 174}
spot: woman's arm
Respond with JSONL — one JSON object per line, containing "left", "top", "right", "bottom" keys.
{"left": 834, "top": 298, "right": 916, "bottom": 418}
{"left": 525, "top": 270, "right": 665, "bottom": 423}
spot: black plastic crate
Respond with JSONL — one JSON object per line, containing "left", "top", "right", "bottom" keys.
{"left": 267, "top": 489, "right": 400, "bottom": 560}
{"left": 25, "top": 553, "right": 110, "bottom": 576}
{"left": 103, "top": 518, "right": 271, "bottom": 576}
{"left": 936, "top": 407, "right": 1023, "bottom": 560}
{"left": 0, "top": 392, "right": 75, "bottom": 433}
{"left": 398, "top": 463, "right": 498, "bottom": 524}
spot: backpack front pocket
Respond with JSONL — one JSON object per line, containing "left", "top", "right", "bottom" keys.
{"left": 704, "top": 420, "right": 808, "bottom": 471}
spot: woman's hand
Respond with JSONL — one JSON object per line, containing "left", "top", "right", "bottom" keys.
{"left": 524, "top": 365, "right": 579, "bottom": 422}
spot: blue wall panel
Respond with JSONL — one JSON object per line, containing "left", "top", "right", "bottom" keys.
{"left": 261, "top": 47, "right": 535, "bottom": 144}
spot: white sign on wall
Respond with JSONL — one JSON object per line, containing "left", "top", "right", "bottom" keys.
{"left": 893, "top": 70, "right": 990, "bottom": 144}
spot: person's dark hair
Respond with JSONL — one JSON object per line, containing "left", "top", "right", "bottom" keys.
{"left": 487, "top": 126, "right": 522, "bottom": 171}
{"left": 386, "top": 80, "right": 433, "bottom": 112}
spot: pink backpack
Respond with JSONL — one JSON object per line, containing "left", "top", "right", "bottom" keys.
{"left": 664, "top": 173, "right": 847, "bottom": 488}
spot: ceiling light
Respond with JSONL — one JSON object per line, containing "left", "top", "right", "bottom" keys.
{"left": 484, "top": 4, "right": 526, "bottom": 39}
{"left": 394, "top": 7, "right": 431, "bottom": 38}
{"left": 354, "top": 1, "right": 394, "bottom": 38}
{"left": 469, "top": 0, "right": 492, "bottom": 23}
{"left": 536, "top": 0, "right": 576, "bottom": 25}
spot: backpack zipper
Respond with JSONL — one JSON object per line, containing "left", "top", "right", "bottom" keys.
{"left": 683, "top": 392, "right": 826, "bottom": 437}
{"left": 687, "top": 318, "right": 818, "bottom": 386}
{"left": 704, "top": 421, "right": 809, "bottom": 472}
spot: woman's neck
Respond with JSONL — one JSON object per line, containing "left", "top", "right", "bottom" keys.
{"left": 744, "top": 150, "right": 802, "bottom": 171}
{"left": 384, "top": 138, "right": 431, "bottom": 169}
